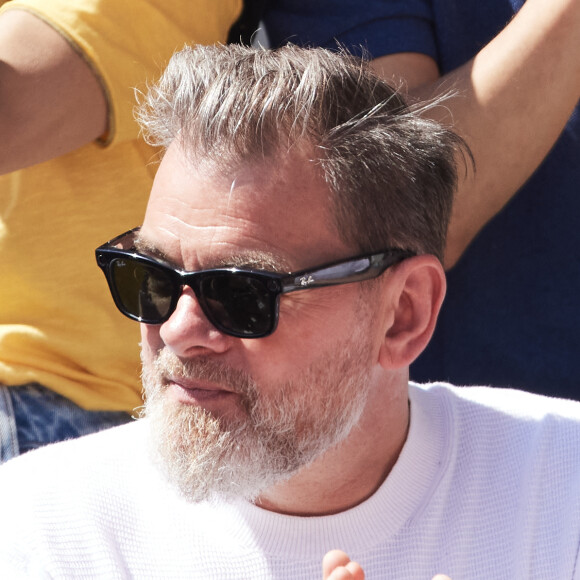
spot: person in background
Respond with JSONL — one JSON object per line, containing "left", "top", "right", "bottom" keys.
{"left": 1, "top": 44, "right": 579, "bottom": 579}
{"left": 263, "top": 0, "right": 580, "bottom": 399}
{"left": 0, "top": 0, "right": 243, "bottom": 462}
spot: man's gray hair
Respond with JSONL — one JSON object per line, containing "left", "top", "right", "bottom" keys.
{"left": 137, "top": 44, "right": 467, "bottom": 260}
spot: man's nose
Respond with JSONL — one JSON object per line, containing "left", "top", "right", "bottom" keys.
{"left": 158, "top": 286, "right": 233, "bottom": 357}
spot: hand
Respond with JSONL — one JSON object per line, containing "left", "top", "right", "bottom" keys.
{"left": 322, "top": 550, "right": 452, "bottom": 580}
{"left": 322, "top": 550, "right": 364, "bottom": 580}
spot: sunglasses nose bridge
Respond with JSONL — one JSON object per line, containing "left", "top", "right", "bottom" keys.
{"left": 165, "top": 279, "right": 219, "bottom": 335}
{"left": 174, "top": 271, "right": 218, "bottom": 326}
{"left": 178, "top": 271, "right": 204, "bottom": 303}
{"left": 156, "top": 288, "right": 235, "bottom": 358}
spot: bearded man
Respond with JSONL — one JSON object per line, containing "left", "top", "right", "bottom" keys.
{"left": 1, "top": 44, "right": 579, "bottom": 580}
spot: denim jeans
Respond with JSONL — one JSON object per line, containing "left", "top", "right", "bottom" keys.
{"left": 0, "top": 383, "right": 133, "bottom": 463}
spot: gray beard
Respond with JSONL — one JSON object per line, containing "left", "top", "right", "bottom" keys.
{"left": 142, "top": 340, "right": 373, "bottom": 504}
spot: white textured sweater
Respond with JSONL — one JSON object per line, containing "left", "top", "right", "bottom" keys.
{"left": 1, "top": 383, "right": 580, "bottom": 579}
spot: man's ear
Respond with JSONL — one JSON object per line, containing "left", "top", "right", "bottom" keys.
{"left": 378, "top": 254, "right": 446, "bottom": 369}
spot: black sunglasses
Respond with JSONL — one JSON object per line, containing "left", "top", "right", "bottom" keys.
{"left": 95, "top": 228, "right": 414, "bottom": 339}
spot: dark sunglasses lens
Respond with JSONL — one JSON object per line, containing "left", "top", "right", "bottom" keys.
{"left": 110, "top": 258, "right": 174, "bottom": 322}
{"left": 200, "top": 274, "right": 275, "bottom": 337}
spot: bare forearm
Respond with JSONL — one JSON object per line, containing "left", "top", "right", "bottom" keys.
{"left": 0, "top": 9, "right": 107, "bottom": 174}
{"left": 373, "top": 0, "right": 580, "bottom": 268}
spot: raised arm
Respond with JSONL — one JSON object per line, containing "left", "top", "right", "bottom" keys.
{"left": 0, "top": 8, "right": 107, "bottom": 174}
{"left": 371, "top": 0, "right": 580, "bottom": 268}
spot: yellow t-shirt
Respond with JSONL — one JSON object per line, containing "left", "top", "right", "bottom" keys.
{"left": 0, "top": 0, "right": 242, "bottom": 411}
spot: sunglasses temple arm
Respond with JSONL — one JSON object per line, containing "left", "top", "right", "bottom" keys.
{"left": 281, "top": 250, "right": 413, "bottom": 293}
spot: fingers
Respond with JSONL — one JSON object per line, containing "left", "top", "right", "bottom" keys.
{"left": 321, "top": 549, "right": 446, "bottom": 580}
{"left": 322, "top": 550, "right": 365, "bottom": 580}
{"left": 323, "top": 550, "right": 350, "bottom": 577}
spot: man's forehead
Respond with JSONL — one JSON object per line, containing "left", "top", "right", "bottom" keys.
{"left": 150, "top": 143, "right": 304, "bottom": 212}
{"left": 143, "top": 141, "right": 350, "bottom": 271}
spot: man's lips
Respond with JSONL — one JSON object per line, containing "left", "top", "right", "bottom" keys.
{"left": 165, "top": 377, "right": 237, "bottom": 404}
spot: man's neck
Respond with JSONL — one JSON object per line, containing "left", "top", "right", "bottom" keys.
{"left": 255, "top": 373, "right": 410, "bottom": 516}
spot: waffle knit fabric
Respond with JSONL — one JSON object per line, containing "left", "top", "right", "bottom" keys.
{"left": 1, "top": 382, "right": 579, "bottom": 579}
